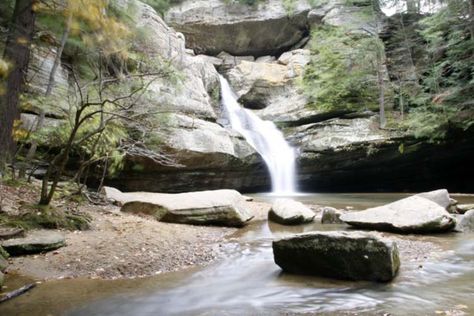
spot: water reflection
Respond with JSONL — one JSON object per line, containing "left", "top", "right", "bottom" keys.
{"left": 68, "top": 222, "right": 474, "bottom": 316}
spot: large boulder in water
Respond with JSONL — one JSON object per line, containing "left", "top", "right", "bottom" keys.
{"left": 268, "top": 198, "right": 315, "bottom": 225}
{"left": 340, "top": 196, "right": 456, "bottom": 234}
{"left": 320, "top": 207, "right": 346, "bottom": 224}
{"left": 1, "top": 230, "right": 66, "bottom": 256}
{"left": 120, "top": 189, "right": 253, "bottom": 227}
{"left": 273, "top": 231, "right": 400, "bottom": 282}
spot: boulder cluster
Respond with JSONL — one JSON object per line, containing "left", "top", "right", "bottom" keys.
{"left": 270, "top": 189, "right": 472, "bottom": 282}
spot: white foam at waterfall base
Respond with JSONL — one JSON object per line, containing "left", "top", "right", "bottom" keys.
{"left": 219, "top": 75, "right": 297, "bottom": 194}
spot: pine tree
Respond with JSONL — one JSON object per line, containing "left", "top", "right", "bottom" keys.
{"left": 0, "top": 0, "right": 36, "bottom": 171}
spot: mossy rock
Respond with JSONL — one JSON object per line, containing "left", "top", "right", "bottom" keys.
{"left": 1, "top": 230, "right": 66, "bottom": 256}
{"left": 273, "top": 231, "right": 400, "bottom": 282}
{"left": 0, "top": 206, "right": 91, "bottom": 231}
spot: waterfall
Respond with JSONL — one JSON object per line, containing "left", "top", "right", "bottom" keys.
{"left": 219, "top": 75, "right": 297, "bottom": 194}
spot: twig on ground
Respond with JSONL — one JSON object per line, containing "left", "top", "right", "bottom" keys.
{"left": 0, "top": 283, "right": 37, "bottom": 304}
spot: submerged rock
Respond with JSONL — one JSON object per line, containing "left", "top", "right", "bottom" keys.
{"left": 456, "top": 204, "right": 474, "bottom": 215}
{"left": 340, "top": 196, "right": 456, "bottom": 234}
{"left": 121, "top": 189, "right": 253, "bottom": 227}
{"left": 320, "top": 207, "right": 346, "bottom": 224}
{"left": 0, "top": 271, "right": 4, "bottom": 288}
{"left": 273, "top": 231, "right": 400, "bottom": 282}
{"left": 268, "top": 199, "right": 315, "bottom": 225}
{"left": 1, "top": 230, "right": 66, "bottom": 256}
{"left": 455, "top": 210, "right": 474, "bottom": 233}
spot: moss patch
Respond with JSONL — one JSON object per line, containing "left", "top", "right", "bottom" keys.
{"left": 0, "top": 205, "right": 91, "bottom": 231}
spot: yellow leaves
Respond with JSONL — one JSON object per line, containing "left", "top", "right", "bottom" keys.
{"left": 0, "top": 59, "right": 10, "bottom": 79}
{"left": 32, "top": 0, "right": 42, "bottom": 12}
{"left": 64, "top": 0, "right": 131, "bottom": 56}
{"left": 16, "top": 36, "right": 29, "bottom": 46}
{"left": 70, "top": 20, "right": 82, "bottom": 36}
{"left": 398, "top": 143, "right": 405, "bottom": 154}
{"left": 12, "top": 120, "right": 29, "bottom": 142}
{"left": 0, "top": 58, "right": 9, "bottom": 96}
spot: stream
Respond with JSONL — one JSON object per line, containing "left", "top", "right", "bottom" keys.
{"left": 1, "top": 193, "right": 473, "bottom": 316}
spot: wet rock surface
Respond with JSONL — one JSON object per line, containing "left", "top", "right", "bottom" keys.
{"left": 320, "top": 207, "right": 346, "bottom": 224}
{"left": 268, "top": 199, "right": 315, "bottom": 225}
{"left": 273, "top": 231, "right": 400, "bottom": 282}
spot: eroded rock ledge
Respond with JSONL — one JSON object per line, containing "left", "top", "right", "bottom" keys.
{"left": 165, "top": 0, "right": 312, "bottom": 57}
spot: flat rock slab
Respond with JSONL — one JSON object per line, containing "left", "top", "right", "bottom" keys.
{"left": 273, "top": 231, "right": 400, "bottom": 282}
{"left": 120, "top": 189, "right": 253, "bottom": 227}
{"left": 1, "top": 230, "right": 66, "bottom": 256}
{"left": 340, "top": 196, "right": 456, "bottom": 234}
{"left": 268, "top": 198, "right": 315, "bottom": 225}
{"left": 0, "top": 227, "right": 25, "bottom": 240}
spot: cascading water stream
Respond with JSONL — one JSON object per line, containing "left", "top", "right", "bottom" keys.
{"left": 219, "top": 75, "right": 297, "bottom": 194}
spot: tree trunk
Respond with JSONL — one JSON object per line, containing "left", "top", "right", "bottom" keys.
{"left": 469, "top": 0, "right": 474, "bottom": 41}
{"left": 406, "top": 0, "right": 419, "bottom": 14}
{"left": 39, "top": 113, "right": 81, "bottom": 206}
{"left": 0, "top": 0, "right": 36, "bottom": 170}
{"left": 377, "top": 64, "right": 386, "bottom": 129}
{"left": 399, "top": 79, "right": 405, "bottom": 121}
{"left": 45, "top": 12, "right": 71, "bottom": 96}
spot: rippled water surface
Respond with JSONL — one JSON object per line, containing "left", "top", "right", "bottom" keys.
{"left": 1, "top": 193, "right": 473, "bottom": 316}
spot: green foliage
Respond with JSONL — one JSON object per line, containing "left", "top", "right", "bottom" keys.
{"left": 0, "top": 246, "right": 9, "bottom": 259}
{"left": 419, "top": 0, "right": 474, "bottom": 106}
{"left": 34, "top": 96, "right": 128, "bottom": 176}
{"left": 221, "top": 0, "right": 265, "bottom": 6}
{"left": 397, "top": 0, "right": 474, "bottom": 140}
{"left": 402, "top": 106, "right": 458, "bottom": 140}
{"left": 0, "top": 0, "right": 14, "bottom": 27}
{"left": 302, "top": 26, "right": 384, "bottom": 112}
{"left": 307, "top": 0, "right": 329, "bottom": 6}
{"left": 283, "top": 0, "right": 296, "bottom": 14}
{"left": 141, "top": 0, "right": 182, "bottom": 16}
